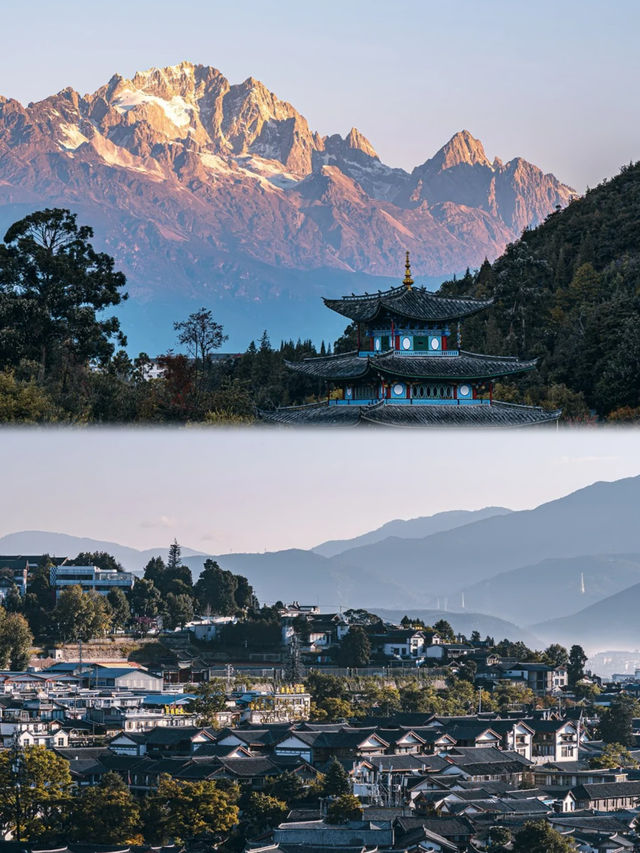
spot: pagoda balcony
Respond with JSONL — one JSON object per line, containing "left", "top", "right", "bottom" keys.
{"left": 357, "top": 349, "right": 460, "bottom": 357}
{"left": 329, "top": 398, "right": 492, "bottom": 407}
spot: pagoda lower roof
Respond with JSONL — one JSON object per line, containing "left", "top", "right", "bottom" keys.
{"left": 259, "top": 400, "right": 561, "bottom": 428}
{"left": 323, "top": 284, "right": 491, "bottom": 324}
{"left": 285, "top": 350, "right": 538, "bottom": 382}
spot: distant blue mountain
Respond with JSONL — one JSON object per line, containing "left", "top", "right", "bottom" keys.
{"left": 313, "top": 507, "right": 511, "bottom": 558}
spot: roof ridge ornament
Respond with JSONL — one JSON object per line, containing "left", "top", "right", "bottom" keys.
{"left": 403, "top": 251, "right": 413, "bottom": 289}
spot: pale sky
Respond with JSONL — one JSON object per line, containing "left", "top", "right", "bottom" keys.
{"left": 1, "top": 428, "right": 639, "bottom": 554}
{"left": 2, "top": 0, "right": 639, "bottom": 191}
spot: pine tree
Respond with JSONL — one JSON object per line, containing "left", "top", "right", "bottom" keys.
{"left": 337, "top": 626, "right": 371, "bottom": 667}
{"left": 167, "top": 540, "right": 181, "bottom": 572}
{"left": 323, "top": 757, "right": 351, "bottom": 796}
{"left": 568, "top": 644, "right": 587, "bottom": 687}
{"left": 599, "top": 696, "right": 635, "bottom": 746}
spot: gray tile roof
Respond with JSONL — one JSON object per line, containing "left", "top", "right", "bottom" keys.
{"left": 284, "top": 349, "right": 537, "bottom": 382}
{"left": 261, "top": 400, "right": 561, "bottom": 428}
{"left": 323, "top": 284, "right": 491, "bottom": 323}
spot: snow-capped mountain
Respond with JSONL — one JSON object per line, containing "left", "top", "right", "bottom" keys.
{"left": 0, "top": 62, "right": 575, "bottom": 342}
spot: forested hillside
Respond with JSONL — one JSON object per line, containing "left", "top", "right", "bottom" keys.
{"left": 439, "top": 161, "right": 640, "bottom": 418}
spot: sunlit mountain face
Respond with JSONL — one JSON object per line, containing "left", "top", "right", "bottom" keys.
{"left": 0, "top": 63, "right": 575, "bottom": 349}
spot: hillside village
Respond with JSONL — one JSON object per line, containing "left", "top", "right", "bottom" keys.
{"left": 2, "top": 552, "right": 640, "bottom": 851}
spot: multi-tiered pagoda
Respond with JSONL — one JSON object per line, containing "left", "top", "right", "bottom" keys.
{"left": 263, "top": 254, "right": 560, "bottom": 427}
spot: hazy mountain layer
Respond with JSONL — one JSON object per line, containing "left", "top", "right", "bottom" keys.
{"left": 312, "top": 507, "right": 511, "bottom": 558}
{"left": 375, "top": 609, "right": 541, "bottom": 647}
{"left": 455, "top": 554, "right": 640, "bottom": 626}
{"left": 310, "top": 476, "right": 640, "bottom": 603}
{"left": 533, "top": 582, "right": 640, "bottom": 652}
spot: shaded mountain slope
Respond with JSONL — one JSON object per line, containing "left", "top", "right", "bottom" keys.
{"left": 312, "top": 476, "right": 640, "bottom": 603}
{"left": 375, "top": 609, "right": 540, "bottom": 647}
{"left": 313, "top": 507, "right": 511, "bottom": 558}
{"left": 457, "top": 554, "right": 640, "bottom": 626}
{"left": 533, "top": 581, "right": 640, "bottom": 651}
{"left": 182, "top": 549, "right": 406, "bottom": 610}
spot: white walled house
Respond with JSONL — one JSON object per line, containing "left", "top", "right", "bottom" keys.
{"left": 489, "top": 720, "right": 535, "bottom": 761}
{"left": 370, "top": 630, "right": 426, "bottom": 659}
{"left": 530, "top": 720, "right": 580, "bottom": 764}
{"left": 0, "top": 719, "right": 69, "bottom": 749}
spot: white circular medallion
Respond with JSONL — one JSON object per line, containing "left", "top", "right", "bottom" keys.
{"left": 459, "top": 384, "right": 470, "bottom": 397}
{"left": 374, "top": 337, "right": 381, "bottom": 351}
{"left": 430, "top": 337, "right": 440, "bottom": 350}
{"left": 393, "top": 383, "right": 404, "bottom": 397}
{"left": 402, "top": 336, "right": 411, "bottom": 350}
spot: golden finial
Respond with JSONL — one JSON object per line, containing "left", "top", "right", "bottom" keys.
{"left": 403, "top": 250, "right": 413, "bottom": 289}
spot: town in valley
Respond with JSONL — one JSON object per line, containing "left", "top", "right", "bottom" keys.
{"left": 0, "top": 542, "right": 639, "bottom": 853}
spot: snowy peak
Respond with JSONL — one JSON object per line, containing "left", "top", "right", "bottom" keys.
{"left": 345, "top": 127, "right": 378, "bottom": 159}
{"left": 0, "top": 62, "right": 577, "bottom": 293}
{"left": 428, "top": 129, "right": 492, "bottom": 172}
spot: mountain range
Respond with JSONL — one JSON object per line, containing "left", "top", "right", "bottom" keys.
{"left": 0, "top": 62, "right": 576, "bottom": 350}
{"left": 312, "top": 507, "right": 511, "bottom": 557}
{"left": 4, "top": 476, "right": 640, "bottom": 651}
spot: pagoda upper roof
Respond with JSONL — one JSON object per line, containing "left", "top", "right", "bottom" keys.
{"left": 323, "top": 284, "right": 491, "bottom": 324}
{"left": 260, "top": 400, "right": 561, "bottom": 428}
{"left": 285, "top": 350, "right": 538, "bottom": 382}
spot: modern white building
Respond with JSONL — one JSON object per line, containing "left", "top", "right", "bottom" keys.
{"left": 49, "top": 564, "right": 135, "bottom": 598}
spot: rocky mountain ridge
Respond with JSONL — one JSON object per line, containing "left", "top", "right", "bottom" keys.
{"left": 0, "top": 62, "right": 576, "bottom": 320}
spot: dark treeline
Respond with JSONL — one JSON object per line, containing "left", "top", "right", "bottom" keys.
{"left": 438, "top": 160, "right": 640, "bottom": 420}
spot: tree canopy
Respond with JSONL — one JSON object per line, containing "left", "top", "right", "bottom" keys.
{"left": 438, "top": 162, "right": 640, "bottom": 419}
{"left": 0, "top": 208, "right": 127, "bottom": 381}
{"left": 512, "top": 820, "right": 576, "bottom": 852}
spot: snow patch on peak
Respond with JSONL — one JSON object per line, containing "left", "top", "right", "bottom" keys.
{"left": 90, "top": 134, "right": 164, "bottom": 180}
{"left": 235, "top": 155, "right": 300, "bottom": 188}
{"left": 58, "top": 124, "right": 89, "bottom": 150}
{"left": 113, "top": 88, "right": 194, "bottom": 127}
{"left": 199, "top": 152, "right": 234, "bottom": 174}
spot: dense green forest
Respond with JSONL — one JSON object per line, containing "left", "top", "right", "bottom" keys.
{"left": 2, "top": 166, "right": 640, "bottom": 425}
{"left": 438, "top": 160, "right": 640, "bottom": 420}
